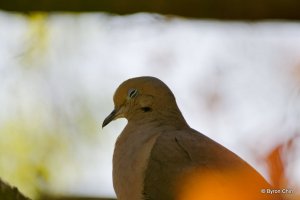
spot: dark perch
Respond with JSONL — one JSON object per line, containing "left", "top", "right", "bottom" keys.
{"left": 0, "top": 178, "right": 31, "bottom": 200}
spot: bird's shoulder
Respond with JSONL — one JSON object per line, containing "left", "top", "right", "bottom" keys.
{"left": 149, "top": 127, "right": 245, "bottom": 168}
{"left": 143, "top": 128, "right": 275, "bottom": 200}
{"left": 143, "top": 128, "right": 246, "bottom": 200}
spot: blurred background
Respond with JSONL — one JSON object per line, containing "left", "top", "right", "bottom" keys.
{"left": 0, "top": 1, "right": 300, "bottom": 200}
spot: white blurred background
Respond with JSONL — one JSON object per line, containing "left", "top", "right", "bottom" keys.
{"left": 0, "top": 12, "right": 299, "bottom": 199}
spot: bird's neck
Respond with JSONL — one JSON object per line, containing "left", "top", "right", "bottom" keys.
{"left": 127, "top": 107, "right": 189, "bottom": 130}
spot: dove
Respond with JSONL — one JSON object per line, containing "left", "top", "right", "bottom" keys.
{"left": 102, "top": 76, "right": 281, "bottom": 200}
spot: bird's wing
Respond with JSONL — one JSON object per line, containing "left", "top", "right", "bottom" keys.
{"left": 143, "top": 128, "right": 279, "bottom": 200}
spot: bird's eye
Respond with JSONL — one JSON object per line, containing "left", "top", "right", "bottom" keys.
{"left": 128, "top": 88, "right": 138, "bottom": 98}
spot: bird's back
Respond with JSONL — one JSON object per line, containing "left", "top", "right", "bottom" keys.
{"left": 143, "top": 128, "right": 279, "bottom": 200}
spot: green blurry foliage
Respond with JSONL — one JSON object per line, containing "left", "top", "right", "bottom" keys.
{"left": 0, "top": 118, "right": 69, "bottom": 199}
{"left": 0, "top": 13, "right": 76, "bottom": 199}
{"left": 20, "top": 13, "right": 49, "bottom": 69}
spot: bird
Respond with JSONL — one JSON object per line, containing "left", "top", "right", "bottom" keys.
{"left": 102, "top": 76, "right": 282, "bottom": 200}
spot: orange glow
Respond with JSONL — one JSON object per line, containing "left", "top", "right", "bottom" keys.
{"left": 177, "top": 168, "right": 277, "bottom": 200}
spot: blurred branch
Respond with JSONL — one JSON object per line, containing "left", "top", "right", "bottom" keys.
{"left": 0, "top": 0, "right": 300, "bottom": 20}
{"left": 0, "top": 178, "right": 31, "bottom": 200}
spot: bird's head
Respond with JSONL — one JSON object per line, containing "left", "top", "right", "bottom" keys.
{"left": 102, "top": 76, "right": 180, "bottom": 128}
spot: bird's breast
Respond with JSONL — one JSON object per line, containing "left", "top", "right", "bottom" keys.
{"left": 113, "top": 127, "right": 160, "bottom": 200}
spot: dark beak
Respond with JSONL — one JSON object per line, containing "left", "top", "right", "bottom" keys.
{"left": 102, "top": 109, "right": 117, "bottom": 128}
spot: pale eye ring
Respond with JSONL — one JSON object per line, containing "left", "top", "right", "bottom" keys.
{"left": 128, "top": 88, "right": 138, "bottom": 98}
